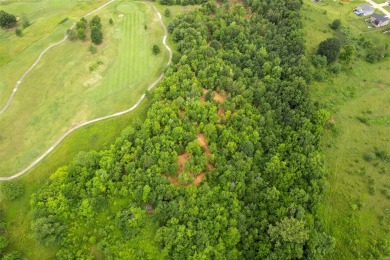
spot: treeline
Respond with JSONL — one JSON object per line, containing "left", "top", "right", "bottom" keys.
{"left": 30, "top": 0, "right": 333, "bottom": 258}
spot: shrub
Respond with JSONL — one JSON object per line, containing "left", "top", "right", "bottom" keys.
{"left": 165, "top": 9, "right": 171, "bottom": 17}
{"left": 67, "top": 29, "right": 77, "bottom": 41}
{"left": 0, "top": 180, "right": 25, "bottom": 200}
{"left": 90, "top": 15, "right": 102, "bottom": 29}
{"left": 89, "top": 44, "right": 97, "bottom": 54}
{"left": 153, "top": 44, "right": 161, "bottom": 55}
{"left": 329, "top": 19, "right": 341, "bottom": 30}
{"left": 363, "top": 152, "right": 376, "bottom": 162}
{"left": 317, "top": 38, "right": 341, "bottom": 64}
{"left": 91, "top": 26, "right": 103, "bottom": 45}
{"left": 15, "top": 28, "right": 22, "bottom": 36}
{"left": 109, "top": 18, "right": 114, "bottom": 25}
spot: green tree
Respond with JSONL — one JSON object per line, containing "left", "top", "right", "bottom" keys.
{"left": 339, "top": 44, "right": 355, "bottom": 64}
{"left": 153, "top": 44, "right": 160, "bottom": 55}
{"left": 165, "top": 9, "right": 171, "bottom": 17}
{"left": 91, "top": 26, "right": 103, "bottom": 45}
{"left": 0, "top": 10, "right": 17, "bottom": 28}
{"left": 317, "top": 37, "right": 341, "bottom": 64}
{"left": 329, "top": 19, "right": 341, "bottom": 30}
{"left": 77, "top": 28, "right": 86, "bottom": 41}
{"left": 109, "top": 18, "right": 114, "bottom": 25}
{"left": 90, "top": 15, "right": 102, "bottom": 29}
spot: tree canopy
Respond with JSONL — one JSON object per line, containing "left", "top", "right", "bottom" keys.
{"left": 30, "top": 1, "right": 333, "bottom": 258}
{"left": 0, "top": 10, "right": 17, "bottom": 29}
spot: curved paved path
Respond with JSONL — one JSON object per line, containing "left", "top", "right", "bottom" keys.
{"left": 0, "top": 1, "right": 172, "bottom": 181}
{"left": 0, "top": 0, "right": 116, "bottom": 116}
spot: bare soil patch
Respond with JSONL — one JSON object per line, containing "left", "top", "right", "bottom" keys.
{"left": 166, "top": 134, "right": 213, "bottom": 186}
{"left": 213, "top": 91, "right": 225, "bottom": 103}
{"left": 197, "top": 133, "right": 211, "bottom": 155}
{"left": 218, "top": 107, "right": 225, "bottom": 119}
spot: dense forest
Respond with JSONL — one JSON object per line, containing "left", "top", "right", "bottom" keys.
{"left": 29, "top": 0, "right": 334, "bottom": 258}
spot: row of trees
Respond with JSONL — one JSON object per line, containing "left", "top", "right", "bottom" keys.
{"left": 30, "top": 0, "right": 334, "bottom": 259}
{"left": 67, "top": 15, "right": 103, "bottom": 45}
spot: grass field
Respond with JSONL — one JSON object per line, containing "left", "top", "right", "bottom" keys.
{"left": 0, "top": 0, "right": 168, "bottom": 177}
{"left": 302, "top": 0, "right": 390, "bottom": 258}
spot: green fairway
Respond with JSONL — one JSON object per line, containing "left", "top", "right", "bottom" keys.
{"left": 302, "top": 0, "right": 390, "bottom": 258}
{"left": 0, "top": 0, "right": 168, "bottom": 177}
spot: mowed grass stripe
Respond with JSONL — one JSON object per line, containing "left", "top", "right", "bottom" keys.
{"left": 0, "top": 1, "right": 167, "bottom": 176}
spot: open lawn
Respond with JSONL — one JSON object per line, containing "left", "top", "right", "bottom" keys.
{"left": 303, "top": 0, "right": 390, "bottom": 258}
{"left": 0, "top": 0, "right": 168, "bottom": 177}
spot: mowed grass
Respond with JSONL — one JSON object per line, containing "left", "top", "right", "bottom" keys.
{"left": 0, "top": 0, "right": 108, "bottom": 102}
{"left": 0, "top": 0, "right": 168, "bottom": 177}
{"left": 302, "top": 0, "right": 390, "bottom": 258}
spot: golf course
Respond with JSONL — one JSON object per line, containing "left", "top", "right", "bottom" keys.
{"left": 0, "top": 0, "right": 169, "bottom": 177}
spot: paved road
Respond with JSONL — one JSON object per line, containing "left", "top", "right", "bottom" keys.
{"left": 365, "top": 0, "right": 390, "bottom": 17}
{"left": 0, "top": 0, "right": 116, "bottom": 116}
{"left": 0, "top": 1, "right": 172, "bottom": 181}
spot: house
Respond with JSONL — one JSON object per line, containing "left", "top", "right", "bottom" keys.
{"left": 354, "top": 4, "right": 374, "bottom": 16}
{"left": 370, "top": 14, "right": 390, "bottom": 28}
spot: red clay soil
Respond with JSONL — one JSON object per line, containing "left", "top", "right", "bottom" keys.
{"left": 166, "top": 135, "right": 214, "bottom": 186}
{"left": 200, "top": 88, "right": 208, "bottom": 102}
{"left": 193, "top": 173, "right": 205, "bottom": 186}
{"left": 167, "top": 176, "right": 179, "bottom": 185}
{"left": 177, "top": 152, "right": 189, "bottom": 174}
{"left": 197, "top": 133, "right": 211, "bottom": 155}
{"left": 213, "top": 92, "right": 226, "bottom": 103}
{"left": 218, "top": 107, "right": 225, "bottom": 119}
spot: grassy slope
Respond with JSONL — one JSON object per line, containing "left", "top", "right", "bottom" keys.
{"left": 0, "top": 1, "right": 167, "bottom": 176}
{"left": 0, "top": 100, "right": 151, "bottom": 259}
{"left": 0, "top": 3, "right": 199, "bottom": 258}
{"left": 302, "top": 0, "right": 390, "bottom": 259}
{"left": 0, "top": 0, "right": 108, "bottom": 100}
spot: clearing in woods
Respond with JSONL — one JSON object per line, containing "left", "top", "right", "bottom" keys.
{"left": 0, "top": 0, "right": 168, "bottom": 177}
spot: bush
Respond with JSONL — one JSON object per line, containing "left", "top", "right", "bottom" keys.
{"left": 91, "top": 26, "right": 103, "bottom": 45}
{"left": 0, "top": 10, "right": 17, "bottom": 29}
{"left": 15, "top": 28, "right": 22, "bottom": 36}
{"left": 89, "top": 44, "right": 97, "bottom": 54}
{"left": 22, "top": 19, "right": 30, "bottom": 29}
{"left": 153, "top": 44, "right": 161, "bottom": 55}
{"left": 363, "top": 152, "right": 376, "bottom": 162}
{"left": 329, "top": 19, "right": 341, "bottom": 30}
{"left": 67, "top": 29, "right": 77, "bottom": 41}
{"left": 317, "top": 38, "right": 341, "bottom": 64}
{"left": 109, "top": 18, "right": 114, "bottom": 25}
{"left": 165, "top": 9, "right": 171, "bottom": 17}
{"left": 0, "top": 180, "right": 25, "bottom": 200}
{"left": 77, "top": 28, "right": 86, "bottom": 41}
{"left": 90, "top": 15, "right": 102, "bottom": 29}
